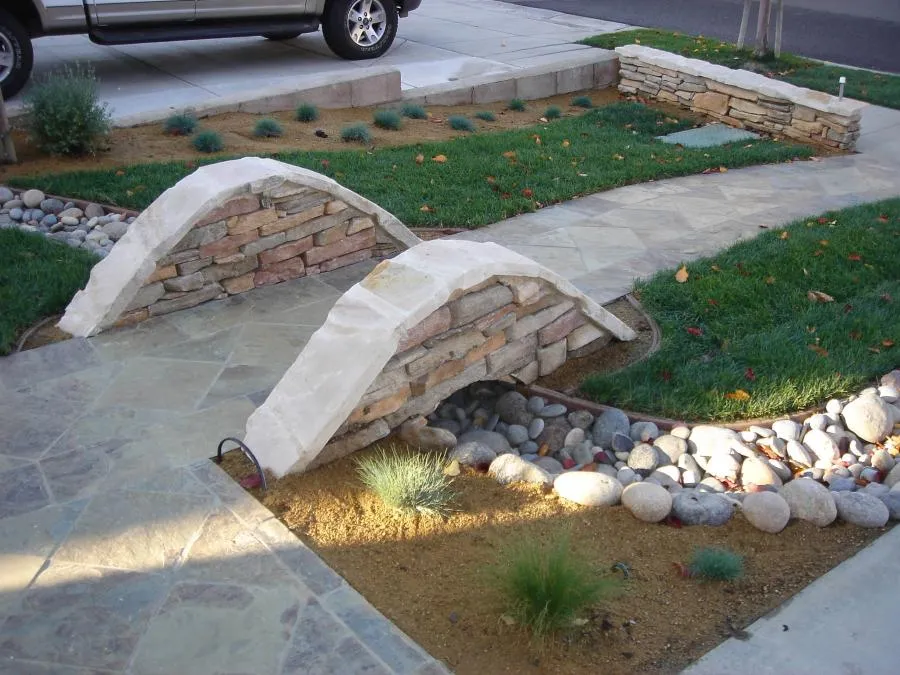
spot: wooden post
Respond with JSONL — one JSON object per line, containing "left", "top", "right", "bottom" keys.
{"left": 754, "top": 0, "right": 772, "bottom": 58}
{"left": 0, "top": 91, "right": 16, "bottom": 165}
{"left": 773, "top": 0, "right": 783, "bottom": 58}
{"left": 737, "top": 0, "right": 753, "bottom": 49}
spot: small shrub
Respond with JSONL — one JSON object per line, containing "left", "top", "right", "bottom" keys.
{"left": 164, "top": 112, "right": 198, "bottom": 136}
{"left": 448, "top": 115, "right": 475, "bottom": 132}
{"left": 192, "top": 130, "right": 224, "bottom": 153}
{"left": 400, "top": 103, "right": 428, "bottom": 119}
{"left": 340, "top": 123, "right": 371, "bottom": 143}
{"left": 544, "top": 105, "right": 562, "bottom": 119}
{"left": 475, "top": 110, "right": 496, "bottom": 121}
{"left": 571, "top": 95, "right": 594, "bottom": 108}
{"left": 25, "top": 64, "right": 111, "bottom": 156}
{"left": 373, "top": 109, "right": 403, "bottom": 130}
{"left": 356, "top": 447, "right": 456, "bottom": 517}
{"left": 689, "top": 547, "right": 744, "bottom": 581}
{"left": 253, "top": 118, "right": 284, "bottom": 138}
{"left": 295, "top": 102, "right": 319, "bottom": 122}
{"left": 508, "top": 98, "right": 526, "bottom": 111}
{"left": 496, "top": 533, "right": 617, "bottom": 637}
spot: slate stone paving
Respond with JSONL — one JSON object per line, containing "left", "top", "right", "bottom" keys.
{"left": 656, "top": 123, "right": 760, "bottom": 148}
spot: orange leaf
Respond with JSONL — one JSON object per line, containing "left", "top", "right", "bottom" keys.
{"left": 883, "top": 339, "right": 895, "bottom": 348}
{"left": 819, "top": 239, "right": 829, "bottom": 246}
{"left": 612, "top": 153, "right": 625, "bottom": 160}
{"left": 660, "top": 370, "right": 672, "bottom": 382}
{"left": 415, "top": 153, "right": 424, "bottom": 164}
{"left": 848, "top": 253, "right": 861, "bottom": 261}
{"left": 849, "top": 331, "right": 862, "bottom": 340}
{"left": 807, "top": 290, "right": 835, "bottom": 303}
{"left": 877, "top": 214, "right": 889, "bottom": 223}
{"left": 115, "top": 170, "right": 125, "bottom": 176}
{"left": 485, "top": 175, "right": 495, "bottom": 183}
{"left": 764, "top": 276, "right": 776, "bottom": 285}
{"left": 685, "top": 326, "right": 703, "bottom": 336}
{"left": 562, "top": 140, "right": 570, "bottom": 148}
{"left": 502, "top": 150, "right": 517, "bottom": 159}
{"left": 724, "top": 389, "right": 751, "bottom": 401}
{"left": 431, "top": 154, "right": 447, "bottom": 163}
{"left": 718, "top": 166, "right": 728, "bottom": 173}
{"left": 779, "top": 231, "right": 789, "bottom": 240}
{"left": 710, "top": 265, "right": 722, "bottom": 272}
{"left": 869, "top": 346, "right": 882, "bottom": 354}
{"left": 808, "top": 344, "right": 829, "bottom": 358}
{"left": 813, "top": 249, "right": 824, "bottom": 257}
{"left": 521, "top": 188, "right": 533, "bottom": 198}
{"left": 675, "top": 265, "right": 689, "bottom": 283}
{"left": 744, "top": 367, "right": 756, "bottom": 381}
{"left": 533, "top": 135, "right": 542, "bottom": 145}
{"left": 817, "top": 217, "right": 829, "bottom": 224}
{"left": 419, "top": 204, "right": 434, "bottom": 213}
{"left": 707, "top": 298, "right": 719, "bottom": 306}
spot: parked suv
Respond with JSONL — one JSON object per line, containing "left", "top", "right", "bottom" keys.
{"left": 0, "top": 0, "right": 421, "bottom": 99}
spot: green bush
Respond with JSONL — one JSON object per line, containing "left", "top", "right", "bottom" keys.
{"left": 295, "top": 102, "right": 319, "bottom": 122}
{"left": 544, "top": 105, "right": 562, "bottom": 119}
{"left": 448, "top": 115, "right": 475, "bottom": 132}
{"left": 24, "top": 64, "right": 111, "bottom": 156}
{"left": 508, "top": 98, "right": 526, "bottom": 111}
{"left": 192, "top": 130, "right": 224, "bottom": 153}
{"left": 474, "top": 110, "right": 496, "bottom": 121}
{"left": 373, "top": 109, "right": 403, "bottom": 130}
{"left": 164, "top": 112, "right": 198, "bottom": 136}
{"left": 689, "top": 547, "right": 744, "bottom": 581}
{"left": 496, "top": 533, "right": 617, "bottom": 637}
{"left": 340, "top": 123, "right": 371, "bottom": 143}
{"left": 400, "top": 103, "right": 428, "bottom": 119}
{"left": 571, "top": 95, "right": 594, "bottom": 108}
{"left": 356, "top": 447, "right": 456, "bottom": 517}
{"left": 253, "top": 118, "right": 284, "bottom": 138}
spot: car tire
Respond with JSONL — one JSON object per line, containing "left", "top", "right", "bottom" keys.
{"left": 262, "top": 32, "right": 302, "bottom": 41}
{"left": 322, "top": 0, "right": 398, "bottom": 60}
{"left": 0, "top": 9, "right": 33, "bottom": 100}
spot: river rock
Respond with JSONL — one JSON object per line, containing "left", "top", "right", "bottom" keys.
{"left": 878, "top": 385, "right": 899, "bottom": 403}
{"left": 554, "top": 472, "right": 623, "bottom": 507}
{"left": 654, "top": 435, "right": 688, "bottom": 464}
{"left": 780, "top": 478, "right": 837, "bottom": 526}
{"left": 399, "top": 417, "right": 457, "bottom": 450}
{"left": 672, "top": 489, "right": 734, "bottom": 526}
{"left": 881, "top": 370, "right": 900, "bottom": 390}
{"left": 450, "top": 441, "right": 496, "bottom": 468}
{"left": 841, "top": 394, "right": 894, "bottom": 443}
{"left": 622, "top": 482, "right": 672, "bottom": 522}
{"left": 571, "top": 443, "right": 594, "bottom": 465}
{"left": 706, "top": 453, "right": 741, "bottom": 482}
{"left": 617, "top": 467, "right": 638, "bottom": 486}
{"left": 533, "top": 456, "right": 564, "bottom": 474}
{"left": 884, "top": 464, "right": 900, "bottom": 488}
{"left": 611, "top": 432, "right": 634, "bottom": 453}
{"left": 786, "top": 440, "right": 814, "bottom": 468}
{"left": 626, "top": 443, "right": 659, "bottom": 476}
{"left": 528, "top": 417, "right": 544, "bottom": 440}
{"left": 495, "top": 391, "right": 532, "bottom": 426}
{"left": 878, "top": 492, "right": 900, "bottom": 520}
{"left": 629, "top": 421, "right": 659, "bottom": 442}
{"left": 802, "top": 429, "right": 840, "bottom": 462}
{"left": 526, "top": 396, "right": 545, "bottom": 414}
{"left": 489, "top": 454, "right": 551, "bottom": 486}
{"left": 22, "top": 189, "right": 44, "bottom": 208}
{"left": 539, "top": 403, "right": 567, "bottom": 418}
{"left": 806, "top": 414, "right": 829, "bottom": 431}
{"left": 506, "top": 424, "right": 529, "bottom": 446}
{"left": 567, "top": 410, "right": 594, "bottom": 429}
{"left": 564, "top": 428, "right": 585, "bottom": 447}
{"left": 741, "top": 491, "right": 791, "bottom": 533}
{"left": 772, "top": 420, "right": 802, "bottom": 441}
{"left": 833, "top": 492, "right": 890, "bottom": 528}
{"left": 740, "top": 456, "right": 783, "bottom": 488}
{"left": 872, "top": 449, "right": 895, "bottom": 474}
{"left": 536, "top": 418, "right": 571, "bottom": 452}
{"left": 767, "top": 459, "right": 792, "bottom": 482}
{"left": 458, "top": 430, "right": 511, "bottom": 455}
{"left": 592, "top": 408, "right": 630, "bottom": 449}
{"left": 689, "top": 425, "right": 741, "bottom": 457}
{"left": 698, "top": 476, "right": 726, "bottom": 493}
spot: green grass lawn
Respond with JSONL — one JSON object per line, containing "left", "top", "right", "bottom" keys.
{"left": 8, "top": 103, "right": 810, "bottom": 230}
{"left": 581, "top": 199, "right": 900, "bottom": 421}
{"left": 0, "top": 229, "right": 97, "bottom": 355}
{"left": 582, "top": 29, "right": 900, "bottom": 110}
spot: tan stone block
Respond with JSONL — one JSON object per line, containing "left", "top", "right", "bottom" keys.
{"left": 304, "top": 229, "right": 376, "bottom": 266}
{"left": 318, "top": 248, "right": 372, "bottom": 272}
{"left": 315, "top": 420, "right": 390, "bottom": 470}
{"left": 464, "top": 331, "right": 506, "bottom": 365}
{"left": 203, "top": 254, "right": 259, "bottom": 283}
{"left": 729, "top": 108, "right": 766, "bottom": 123}
{"left": 172, "top": 221, "right": 227, "bottom": 252}
{"left": 407, "top": 330, "right": 486, "bottom": 379}
{"left": 657, "top": 90, "right": 679, "bottom": 103}
{"left": 679, "top": 82, "right": 707, "bottom": 93}
{"left": 486, "top": 333, "right": 538, "bottom": 377}
{"left": 313, "top": 224, "right": 349, "bottom": 247}
{"left": 507, "top": 301, "right": 574, "bottom": 341}
{"left": 449, "top": 284, "right": 515, "bottom": 328}
{"left": 782, "top": 126, "right": 815, "bottom": 142}
{"left": 158, "top": 248, "right": 200, "bottom": 267}
{"left": 346, "top": 216, "right": 375, "bottom": 235}
{"left": 706, "top": 80, "right": 757, "bottom": 100}
{"left": 259, "top": 204, "right": 327, "bottom": 236}
{"left": 793, "top": 105, "right": 817, "bottom": 122}
{"left": 729, "top": 98, "right": 770, "bottom": 116}
{"left": 539, "top": 309, "right": 586, "bottom": 346}
{"left": 324, "top": 200, "right": 349, "bottom": 215}
{"left": 254, "top": 257, "right": 306, "bottom": 286}
{"left": 383, "top": 361, "right": 487, "bottom": 429}
{"left": 199, "top": 229, "right": 259, "bottom": 258}
{"left": 226, "top": 208, "right": 278, "bottom": 236}
{"left": 349, "top": 384, "right": 411, "bottom": 424}
{"left": 196, "top": 195, "right": 260, "bottom": 228}
{"left": 538, "top": 338, "right": 567, "bottom": 376}
{"left": 258, "top": 236, "right": 314, "bottom": 266}
{"left": 791, "top": 119, "right": 824, "bottom": 134}
{"left": 567, "top": 323, "right": 607, "bottom": 352}
{"left": 397, "top": 306, "right": 451, "bottom": 352}
{"left": 242, "top": 232, "right": 287, "bottom": 256}
{"left": 473, "top": 304, "right": 517, "bottom": 335}
{"left": 637, "top": 82, "right": 660, "bottom": 95}
{"left": 411, "top": 358, "right": 467, "bottom": 396}
{"left": 164, "top": 272, "right": 204, "bottom": 293}
{"left": 177, "top": 257, "right": 213, "bottom": 276}
{"left": 112, "top": 308, "right": 149, "bottom": 329}
{"left": 691, "top": 91, "right": 730, "bottom": 115}
{"left": 512, "top": 360, "right": 539, "bottom": 385}
{"left": 500, "top": 277, "right": 543, "bottom": 305}
{"left": 214, "top": 252, "right": 246, "bottom": 264}
{"left": 125, "top": 282, "right": 165, "bottom": 311}
{"left": 272, "top": 191, "right": 328, "bottom": 214}
{"left": 148, "top": 283, "right": 223, "bottom": 316}
{"left": 222, "top": 273, "right": 255, "bottom": 295}
{"left": 146, "top": 265, "right": 177, "bottom": 284}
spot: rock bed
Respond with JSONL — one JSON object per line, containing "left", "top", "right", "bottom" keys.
{"left": 400, "top": 369, "right": 900, "bottom": 532}
{"left": 0, "top": 186, "right": 136, "bottom": 258}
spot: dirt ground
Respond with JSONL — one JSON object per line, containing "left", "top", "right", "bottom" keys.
{"left": 221, "top": 445, "right": 886, "bottom": 675}
{"left": 0, "top": 89, "right": 624, "bottom": 180}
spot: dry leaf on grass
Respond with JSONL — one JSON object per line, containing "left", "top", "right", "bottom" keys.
{"left": 675, "top": 265, "right": 689, "bottom": 283}
{"left": 432, "top": 154, "right": 447, "bottom": 163}
{"left": 419, "top": 204, "right": 434, "bottom": 213}
{"left": 724, "top": 389, "right": 751, "bottom": 401}
{"left": 808, "top": 344, "right": 829, "bottom": 357}
{"left": 415, "top": 153, "right": 424, "bottom": 164}
{"left": 807, "top": 290, "right": 835, "bottom": 303}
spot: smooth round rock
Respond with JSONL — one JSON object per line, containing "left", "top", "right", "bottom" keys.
{"left": 22, "top": 189, "right": 45, "bottom": 208}
{"left": 672, "top": 489, "right": 734, "bottom": 526}
{"left": 536, "top": 419, "right": 571, "bottom": 452}
{"left": 767, "top": 459, "right": 792, "bottom": 482}
{"left": 592, "top": 408, "right": 630, "bottom": 449}
{"left": 807, "top": 414, "right": 829, "bottom": 431}
{"left": 457, "top": 430, "right": 511, "bottom": 455}
{"left": 0, "top": 186, "right": 13, "bottom": 202}
{"left": 688, "top": 425, "right": 741, "bottom": 457}
{"left": 571, "top": 443, "right": 594, "bottom": 465}
{"left": 878, "top": 492, "right": 900, "bottom": 520}
{"left": 749, "top": 425, "right": 775, "bottom": 438}
{"left": 833, "top": 492, "right": 890, "bottom": 528}
{"left": 885, "top": 464, "right": 900, "bottom": 488}
{"left": 626, "top": 443, "right": 659, "bottom": 476}
{"left": 740, "top": 456, "right": 783, "bottom": 488}
{"left": 526, "top": 396, "right": 545, "bottom": 414}
{"left": 398, "top": 419, "right": 457, "bottom": 450}
{"left": 878, "top": 385, "right": 899, "bottom": 403}
{"left": 629, "top": 421, "right": 659, "bottom": 443}
{"left": 780, "top": 478, "right": 837, "bottom": 526}
{"left": 567, "top": 410, "right": 594, "bottom": 429}
{"left": 622, "top": 482, "right": 672, "bottom": 522}
{"left": 450, "top": 441, "right": 496, "bottom": 468}
{"left": 554, "top": 472, "right": 623, "bottom": 507}
{"left": 539, "top": 403, "right": 567, "bottom": 418}
{"left": 772, "top": 420, "right": 802, "bottom": 441}
{"left": 825, "top": 399, "right": 843, "bottom": 415}
{"left": 841, "top": 394, "right": 894, "bottom": 444}
{"left": 564, "top": 428, "right": 585, "bottom": 447}
{"left": 84, "top": 203, "right": 104, "bottom": 218}
{"left": 742, "top": 491, "right": 791, "bottom": 533}
{"left": 871, "top": 449, "right": 895, "bottom": 473}
{"left": 654, "top": 435, "right": 688, "bottom": 464}
{"left": 533, "top": 456, "right": 564, "bottom": 474}
{"left": 617, "top": 467, "right": 638, "bottom": 486}
{"left": 611, "top": 432, "right": 634, "bottom": 453}
{"left": 519, "top": 440, "right": 538, "bottom": 455}
{"left": 740, "top": 430, "right": 759, "bottom": 443}
{"left": 528, "top": 417, "right": 545, "bottom": 440}
{"left": 802, "top": 429, "right": 841, "bottom": 462}
{"left": 828, "top": 477, "right": 857, "bottom": 492}
{"left": 595, "top": 464, "right": 617, "bottom": 478}
{"left": 495, "top": 391, "right": 532, "bottom": 426}
{"left": 489, "top": 454, "right": 552, "bottom": 486}
{"left": 506, "top": 424, "right": 530, "bottom": 446}
{"left": 670, "top": 425, "right": 691, "bottom": 440}
{"left": 706, "top": 453, "right": 741, "bottom": 482}
{"left": 698, "top": 476, "right": 726, "bottom": 493}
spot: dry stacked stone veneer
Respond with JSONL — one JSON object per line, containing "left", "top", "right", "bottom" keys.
{"left": 615, "top": 45, "right": 866, "bottom": 150}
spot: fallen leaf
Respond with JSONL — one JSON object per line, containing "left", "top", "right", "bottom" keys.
{"left": 817, "top": 217, "right": 829, "bottom": 224}
{"left": 882, "top": 293, "right": 893, "bottom": 303}
{"left": 813, "top": 249, "right": 824, "bottom": 257}
{"left": 500, "top": 614, "right": 516, "bottom": 626}
{"left": 660, "top": 370, "right": 672, "bottom": 382}
{"left": 485, "top": 175, "right": 495, "bottom": 183}
{"left": 443, "top": 459, "right": 461, "bottom": 477}
{"left": 807, "top": 326, "right": 817, "bottom": 334}
{"left": 808, "top": 344, "right": 829, "bottom": 358}
{"left": 844, "top": 304, "right": 853, "bottom": 313}
{"left": 502, "top": 150, "right": 517, "bottom": 159}
{"left": 415, "top": 153, "right": 424, "bottom": 164}
{"left": 538, "top": 443, "right": 550, "bottom": 457}
{"left": 883, "top": 339, "right": 895, "bottom": 348}
{"left": 718, "top": 166, "right": 728, "bottom": 173}
{"left": 724, "top": 389, "right": 751, "bottom": 401}
{"left": 239, "top": 474, "right": 262, "bottom": 489}
{"left": 539, "top": 117, "right": 548, "bottom": 123}
{"left": 803, "top": 268, "right": 809, "bottom": 276}
{"left": 115, "top": 170, "right": 125, "bottom": 176}
{"left": 849, "top": 330, "right": 862, "bottom": 340}
{"left": 877, "top": 214, "right": 889, "bottom": 223}
{"left": 419, "top": 204, "right": 434, "bottom": 212}
{"left": 320, "top": 159, "right": 330, "bottom": 169}
{"left": 533, "top": 134, "right": 542, "bottom": 145}
{"left": 184, "top": 161, "right": 196, "bottom": 169}
{"left": 819, "top": 239, "right": 829, "bottom": 246}
{"left": 674, "top": 265, "right": 689, "bottom": 283}
{"left": 685, "top": 326, "right": 703, "bottom": 336}
{"left": 521, "top": 188, "right": 533, "bottom": 198}
{"left": 779, "top": 230, "right": 789, "bottom": 240}
{"left": 869, "top": 346, "right": 882, "bottom": 354}
{"left": 707, "top": 298, "right": 719, "bottom": 306}
{"left": 432, "top": 154, "right": 447, "bottom": 163}
{"left": 765, "top": 276, "right": 776, "bottom": 285}
{"left": 848, "top": 253, "right": 861, "bottom": 261}
{"left": 612, "top": 153, "right": 625, "bottom": 160}
{"left": 745, "top": 367, "right": 756, "bottom": 381}
{"left": 562, "top": 139, "right": 570, "bottom": 148}
{"left": 807, "top": 290, "right": 835, "bottom": 303}
{"left": 710, "top": 265, "right": 722, "bottom": 272}
{"left": 758, "top": 224, "right": 770, "bottom": 229}
{"left": 572, "top": 618, "right": 589, "bottom": 627}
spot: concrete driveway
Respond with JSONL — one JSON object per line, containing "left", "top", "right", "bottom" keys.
{"left": 9, "top": 0, "right": 627, "bottom": 122}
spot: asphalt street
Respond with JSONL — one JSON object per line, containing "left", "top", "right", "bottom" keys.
{"left": 500, "top": 0, "right": 900, "bottom": 72}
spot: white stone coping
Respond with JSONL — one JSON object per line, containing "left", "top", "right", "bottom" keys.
{"left": 58, "top": 157, "right": 420, "bottom": 337}
{"left": 244, "top": 239, "right": 637, "bottom": 477}
{"left": 616, "top": 45, "right": 867, "bottom": 118}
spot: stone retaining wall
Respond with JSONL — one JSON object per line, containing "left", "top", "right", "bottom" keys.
{"left": 615, "top": 45, "right": 866, "bottom": 150}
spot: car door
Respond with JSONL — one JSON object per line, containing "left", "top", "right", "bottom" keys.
{"left": 194, "top": 0, "right": 311, "bottom": 21}
{"left": 90, "top": 0, "right": 196, "bottom": 25}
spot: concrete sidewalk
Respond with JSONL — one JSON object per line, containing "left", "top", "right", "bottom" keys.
{"left": 7, "top": 0, "right": 627, "bottom": 121}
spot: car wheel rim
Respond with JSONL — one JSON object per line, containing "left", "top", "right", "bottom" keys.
{"left": 346, "top": 0, "right": 388, "bottom": 48}
{"left": 0, "top": 33, "right": 14, "bottom": 84}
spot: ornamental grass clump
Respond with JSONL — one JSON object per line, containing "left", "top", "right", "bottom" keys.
{"left": 689, "top": 547, "right": 744, "bottom": 581}
{"left": 373, "top": 109, "right": 403, "bottom": 130}
{"left": 400, "top": 103, "right": 428, "bottom": 119}
{"left": 544, "top": 105, "right": 562, "bottom": 119}
{"left": 340, "top": 123, "right": 371, "bottom": 143}
{"left": 192, "top": 130, "right": 224, "bottom": 153}
{"left": 164, "top": 112, "right": 198, "bottom": 136}
{"left": 496, "top": 533, "right": 617, "bottom": 637}
{"left": 571, "top": 95, "right": 594, "bottom": 108}
{"left": 356, "top": 447, "right": 456, "bottom": 517}
{"left": 295, "top": 102, "right": 319, "bottom": 122}
{"left": 253, "top": 118, "right": 284, "bottom": 138}
{"left": 448, "top": 115, "right": 475, "bottom": 132}
{"left": 475, "top": 110, "right": 496, "bottom": 121}
{"left": 508, "top": 98, "right": 526, "bottom": 111}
